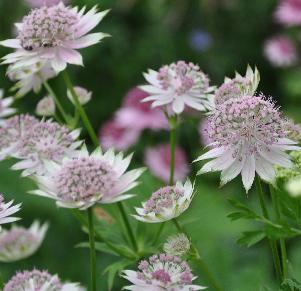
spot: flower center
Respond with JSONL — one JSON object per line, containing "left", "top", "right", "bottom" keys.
{"left": 152, "top": 269, "right": 171, "bottom": 284}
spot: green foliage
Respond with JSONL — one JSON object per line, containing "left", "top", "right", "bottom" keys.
{"left": 280, "top": 279, "right": 301, "bottom": 291}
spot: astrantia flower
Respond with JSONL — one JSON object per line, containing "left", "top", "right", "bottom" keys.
{"left": 163, "top": 233, "right": 191, "bottom": 257}
{"left": 25, "top": 0, "right": 69, "bottom": 8}
{"left": 1, "top": 3, "right": 109, "bottom": 73}
{"left": 116, "top": 87, "right": 168, "bottom": 131}
{"left": 140, "top": 61, "right": 215, "bottom": 114}
{"left": 144, "top": 144, "right": 189, "bottom": 183}
{"left": 67, "top": 86, "right": 92, "bottom": 105}
{"left": 11, "top": 119, "right": 81, "bottom": 176}
{"left": 275, "top": 0, "right": 301, "bottom": 26}
{"left": 36, "top": 95, "right": 55, "bottom": 116}
{"left": 99, "top": 118, "right": 141, "bottom": 151}
{"left": 195, "top": 95, "right": 300, "bottom": 192}
{"left": 122, "top": 253, "right": 206, "bottom": 290}
{"left": 0, "top": 194, "right": 21, "bottom": 230}
{"left": 264, "top": 36, "right": 297, "bottom": 67}
{"left": 31, "top": 146, "right": 144, "bottom": 209}
{"left": 215, "top": 66, "right": 260, "bottom": 106}
{"left": 133, "top": 179, "right": 194, "bottom": 223}
{"left": 0, "top": 221, "right": 48, "bottom": 262}
{"left": 0, "top": 90, "right": 16, "bottom": 123}
{"left": 4, "top": 269, "right": 85, "bottom": 291}
{"left": 0, "top": 114, "right": 39, "bottom": 161}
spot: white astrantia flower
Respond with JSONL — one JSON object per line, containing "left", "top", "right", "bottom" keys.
{"left": 67, "top": 86, "right": 92, "bottom": 105}
{"left": 194, "top": 95, "right": 300, "bottom": 192}
{"left": 133, "top": 179, "right": 194, "bottom": 223}
{"left": 0, "top": 221, "right": 48, "bottom": 262}
{"left": 31, "top": 146, "right": 145, "bottom": 209}
{"left": 140, "top": 61, "right": 215, "bottom": 114}
{"left": 286, "top": 177, "right": 301, "bottom": 197}
{"left": 11, "top": 119, "right": 82, "bottom": 176}
{"left": 0, "top": 2, "right": 109, "bottom": 73}
{"left": 4, "top": 269, "right": 86, "bottom": 291}
{"left": 215, "top": 65, "right": 260, "bottom": 105}
{"left": 163, "top": 233, "right": 191, "bottom": 257}
{"left": 35, "top": 95, "right": 55, "bottom": 116}
{"left": 0, "top": 90, "right": 16, "bottom": 123}
{"left": 0, "top": 194, "right": 21, "bottom": 230}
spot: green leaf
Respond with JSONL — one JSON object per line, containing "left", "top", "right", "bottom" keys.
{"left": 227, "top": 198, "right": 258, "bottom": 221}
{"left": 237, "top": 231, "right": 266, "bottom": 247}
{"left": 280, "top": 278, "right": 301, "bottom": 291}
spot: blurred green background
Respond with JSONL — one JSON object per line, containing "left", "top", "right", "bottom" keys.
{"left": 1, "top": 0, "right": 301, "bottom": 290}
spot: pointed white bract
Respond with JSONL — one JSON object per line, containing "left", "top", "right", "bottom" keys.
{"left": 36, "top": 95, "right": 56, "bottom": 116}
{"left": 0, "top": 90, "right": 16, "bottom": 124}
{"left": 195, "top": 95, "right": 300, "bottom": 192}
{"left": 0, "top": 194, "right": 21, "bottom": 230}
{"left": 67, "top": 86, "right": 92, "bottom": 105}
{"left": 0, "top": 221, "right": 48, "bottom": 262}
{"left": 1, "top": 3, "right": 109, "bottom": 73}
{"left": 122, "top": 253, "right": 206, "bottom": 290}
{"left": 31, "top": 146, "right": 145, "bottom": 209}
{"left": 140, "top": 61, "right": 215, "bottom": 115}
{"left": 133, "top": 179, "right": 194, "bottom": 223}
{"left": 4, "top": 269, "right": 85, "bottom": 291}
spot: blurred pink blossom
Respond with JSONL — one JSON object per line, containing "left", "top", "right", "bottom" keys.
{"left": 25, "top": 0, "right": 68, "bottom": 7}
{"left": 116, "top": 87, "right": 168, "bottom": 131}
{"left": 275, "top": 0, "right": 301, "bottom": 26}
{"left": 144, "top": 144, "right": 189, "bottom": 183}
{"left": 264, "top": 36, "right": 297, "bottom": 67}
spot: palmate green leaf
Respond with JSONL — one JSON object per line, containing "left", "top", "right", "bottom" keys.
{"left": 280, "top": 278, "right": 301, "bottom": 291}
{"left": 227, "top": 198, "right": 258, "bottom": 221}
{"left": 237, "top": 230, "right": 266, "bottom": 247}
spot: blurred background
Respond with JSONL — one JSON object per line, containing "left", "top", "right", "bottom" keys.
{"left": 1, "top": 0, "right": 301, "bottom": 290}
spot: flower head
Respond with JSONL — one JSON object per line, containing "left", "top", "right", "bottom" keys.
{"left": 122, "top": 253, "right": 206, "bottom": 290}
{"left": 4, "top": 269, "right": 85, "bottom": 291}
{"left": 1, "top": 3, "right": 109, "bottom": 73}
{"left": 31, "top": 146, "right": 144, "bottom": 209}
{"left": 275, "top": 0, "right": 301, "bottom": 26}
{"left": 163, "top": 233, "right": 191, "bottom": 257}
{"left": 140, "top": 61, "right": 215, "bottom": 114}
{"left": 195, "top": 95, "right": 300, "bottom": 192}
{"left": 0, "top": 221, "right": 48, "bottom": 262}
{"left": 264, "top": 36, "right": 297, "bottom": 67}
{"left": 36, "top": 95, "right": 55, "bottom": 116}
{"left": 0, "top": 194, "right": 21, "bottom": 230}
{"left": 67, "top": 86, "right": 92, "bottom": 105}
{"left": 215, "top": 65, "right": 260, "bottom": 106}
{"left": 133, "top": 179, "right": 194, "bottom": 223}
{"left": 144, "top": 144, "right": 189, "bottom": 183}
{"left": 0, "top": 90, "right": 16, "bottom": 123}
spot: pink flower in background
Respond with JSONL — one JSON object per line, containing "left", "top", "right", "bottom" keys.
{"left": 25, "top": 0, "right": 68, "bottom": 7}
{"left": 99, "top": 118, "right": 141, "bottom": 151}
{"left": 199, "top": 118, "right": 212, "bottom": 146}
{"left": 116, "top": 87, "right": 168, "bottom": 131}
{"left": 264, "top": 36, "right": 297, "bottom": 67}
{"left": 144, "top": 144, "right": 189, "bottom": 183}
{"left": 275, "top": 0, "right": 301, "bottom": 26}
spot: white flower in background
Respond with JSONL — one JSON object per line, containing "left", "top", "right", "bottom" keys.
{"left": 133, "top": 179, "right": 194, "bottom": 223}
{"left": 11, "top": 119, "right": 82, "bottom": 176}
{"left": 286, "top": 176, "right": 301, "bottom": 197}
{"left": 35, "top": 95, "right": 55, "bottom": 116}
{"left": 195, "top": 95, "right": 300, "bottom": 192}
{"left": 215, "top": 65, "right": 260, "bottom": 105}
{"left": 122, "top": 253, "right": 206, "bottom": 290}
{"left": 0, "top": 194, "right": 21, "bottom": 230}
{"left": 67, "top": 86, "right": 92, "bottom": 105}
{"left": 140, "top": 61, "right": 215, "bottom": 114}
{"left": 0, "top": 3, "right": 109, "bottom": 73}
{"left": 31, "top": 146, "right": 145, "bottom": 209}
{"left": 4, "top": 269, "right": 85, "bottom": 291}
{"left": 0, "top": 221, "right": 48, "bottom": 262}
{"left": 164, "top": 233, "right": 191, "bottom": 257}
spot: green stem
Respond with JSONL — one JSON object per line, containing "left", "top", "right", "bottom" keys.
{"left": 255, "top": 176, "right": 282, "bottom": 283}
{"left": 269, "top": 185, "right": 288, "bottom": 279}
{"left": 62, "top": 70, "right": 99, "bottom": 147}
{"left": 172, "top": 219, "right": 222, "bottom": 291}
{"left": 169, "top": 116, "right": 177, "bottom": 185}
{"left": 87, "top": 208, "right": 97, "bottom": 291}
{"left": 117, "top": 202, "right": 138, "bottom": 252}
{"left": 152, "top": 222, "right": 165, "bottom": 245}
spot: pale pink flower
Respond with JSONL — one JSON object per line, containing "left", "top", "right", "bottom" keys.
{"left": 99, "top": 118, "right": 141, "bottom": 151}
{"left": 25, "top": 0, "right": 69, "bottom": 8}
{"left": 264, "top": 36, "right": 297, "bottom": 67}
{"left": 199, "top": 118, "right": 212, "bottom": 147}
{"left": 195, "top": 95, "right": 300, "bottom": 192}
{"left": 275, "top": 0, "right": 301, "bottom": 26}
{"left": 122, "top": 253, "right": 206, "bottom": 290}
{"left": 0, "top": 194, "right": 21, "bottom": 230}
{"left": 0, "top": 3, "right": 109, "bottom": 73}
{"left": 4, "top": 269, "right": 85, "bottom": 291}
{"left": 0, "top": 90, "right": 16, "bottom": 123}
{"left": 140, "top": 61, "right": 215, "bottom": 114}
{"left": 31, "top": 146, "right": 145, "bottom": 209}
{"left": 116, "top": 87, "right": 168, "bottom": 131}
{"left": 144, "top": 144, "right": 189, "bottom": 183}
{"left": 35, "top": 95, "right": 55, "bottom": 116}
{"left": 67, "top": 86, "right": 92, "bottom": 105}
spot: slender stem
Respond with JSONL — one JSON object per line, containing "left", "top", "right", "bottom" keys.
{"left": 117, "top": 202, "right": 138, "bottom": 252}
{"left": 62, "top": 70, "right": 99, "bottom": 147}
{"left": 152, "top": 222, "right": 165, "bottom": 245}
{"left": 269, "top": 185, "right": 288, "bottom": 279}
{"left": 87, "top": 208, "right": 97, "bottom": 291}
{"left": 43, "top": 81, "right": 70, "bottom": 124}
{"left": 255, "top": 176, "right": 282, "bottom": 282}
{"left": 172, "top": 218, "right": 222, "bottom": 291}
{"left": 169, "top": 116, "right": 177, "bottom": 185}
